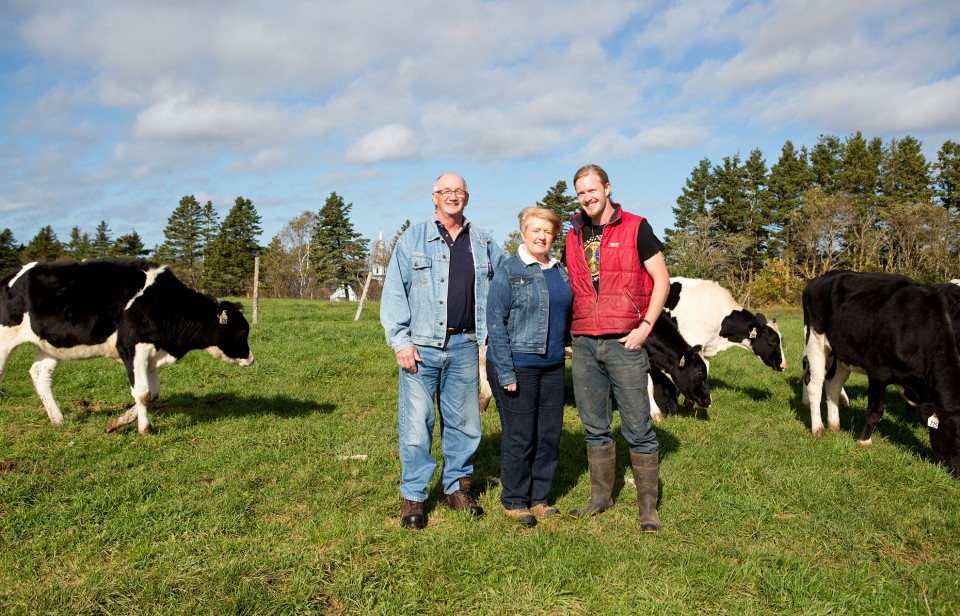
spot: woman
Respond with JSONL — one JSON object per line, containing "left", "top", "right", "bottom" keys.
{"left": 486, "top": 206, "right": 572, "bottom": 527}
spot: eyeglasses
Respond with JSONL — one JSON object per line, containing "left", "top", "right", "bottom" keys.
{"left": 433, "top": 189, "right": 468, "bottom": 198}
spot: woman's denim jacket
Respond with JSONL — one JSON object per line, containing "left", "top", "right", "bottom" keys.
{"left": 381, "top": 215, "right": 504, "bottom": 352}
{"left": 486, "top": 252, "right": 571, "bottom": 386}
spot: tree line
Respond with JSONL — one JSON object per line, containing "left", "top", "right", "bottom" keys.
{"left": 2, "top": 131, "right": 957, "bottom": 306}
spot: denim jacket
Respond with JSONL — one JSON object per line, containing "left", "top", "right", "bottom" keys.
{"left": 381, "top": 214, "right": 504, "bottom": 352}
{"left": 486, "top": 251, "right": 571, "bottom": 386}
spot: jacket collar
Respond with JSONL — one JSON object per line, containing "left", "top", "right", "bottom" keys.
{"left": 572, "top": 203, "right": 623, "bottom": 234}
{"left": 518, "top": 244, "right": 558, "bottom": 269}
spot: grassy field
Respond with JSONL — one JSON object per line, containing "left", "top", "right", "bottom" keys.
{"left": 1, "top": 300, "right": 958, "bottom": 615}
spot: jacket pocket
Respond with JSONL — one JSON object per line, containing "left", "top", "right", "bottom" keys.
{"left": 411, "top": 255, "right": 432, "bottom": 288}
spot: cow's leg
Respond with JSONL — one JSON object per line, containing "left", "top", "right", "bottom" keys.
{"left": 109, "top": 345, "right": 153, "bottom": 433}
{"left": 648, "top": 378, "right": 664, "bottom": 422}
{"left": 477, "top": 344, "right": 492, "bottom": 413}
{"left": 28, "top": 352, "right": 64, "bottom": 425}
{"left": 857, "top": 379, "right": 887, "bottom": 447}
{"left": 147, "top": 360, "right": 161, "bottom": 402}
{"left": 824, "top": 363, "right": 851, "bottom": 433}
{"left": 0, "top": 326, "right": 19, "bottom": 376}
{"left": 804, "top": 330, "right": 829, "bottom": 436}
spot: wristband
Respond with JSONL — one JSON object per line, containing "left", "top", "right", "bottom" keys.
{"left": 640, "top": 317, "right": 652, "bottom": 327}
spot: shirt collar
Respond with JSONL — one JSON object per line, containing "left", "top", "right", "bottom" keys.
{"left": 518, "top": 244, "right": 558, "bottom": 269}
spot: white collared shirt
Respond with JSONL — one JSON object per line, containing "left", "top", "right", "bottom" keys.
{"left": 518, "top": 244, "right": 558, "bottom": 270}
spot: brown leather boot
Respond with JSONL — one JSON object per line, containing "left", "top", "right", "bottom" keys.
{"left": 569, "top": 443, "right": 616, "bottom": 518}
{"left": 630, "top": 451, "right": 662, "bottom": 532}
{"left": 400, "top": 498, "right": 426, "bottom": 530}
{"left": 445, "top": 478, "right": 484, "bottom": 518}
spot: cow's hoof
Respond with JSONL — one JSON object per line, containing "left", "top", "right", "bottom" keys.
{"left": 828, "top": 424, "right": 842, "bottom": 433}
{"left": 857, "top": 438, "right": 872, "bottom": 448}
{"left": 650, "top": 410, "right": 664, "bottom": 422}
{"left": 479, "top": 395, "right": 491, "bottom": 413}
{"left": 812, "top": 427, "right": 826, "bottom": 437}
{"left": 138, "top": 424, "right": 154, "bottom": 435}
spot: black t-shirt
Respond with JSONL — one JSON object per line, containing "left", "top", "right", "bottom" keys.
{"left": 582, "top": 218, "right": 664, "bottom": 291}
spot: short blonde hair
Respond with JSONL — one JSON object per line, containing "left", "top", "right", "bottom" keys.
{"left": 573, "top": 164, "right": 609, "bottom": 187}
{"left": 518, "top": 206, "right": 561, "bottom": 236}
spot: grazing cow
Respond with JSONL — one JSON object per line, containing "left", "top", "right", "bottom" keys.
{"left": 0, "top": 260, "right": 255, "bottom": 433}
{"left": 802, "top": 270, "right": 960, "bottom": 478}
{"left": 649, "top": 278, "right": 786, "bottom": 419}
{"left": 644, "top": 314, "right": 711, "bottom": 411}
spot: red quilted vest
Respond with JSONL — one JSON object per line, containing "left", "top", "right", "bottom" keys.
{"left": 565, "top": 206, "right": 654, "bottom": 336}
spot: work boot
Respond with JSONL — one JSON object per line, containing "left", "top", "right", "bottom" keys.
{"left": 503, "top": 507, "right": 537, "bottom": 527}
{"left": 630, "top": 451, "right": 662, "bottom": 532}
{"left": 445, "top": 478, "right": 484, "bottom": 518}
{"left": 400, "top": 498, "right": 426, "bottom": 530}
{"left": 569, "top": 443, "right": 616, "bottom": 518}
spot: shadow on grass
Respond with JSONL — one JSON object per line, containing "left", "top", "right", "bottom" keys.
{"left": 788, "top": 374, "right": 935, "bottom": 464}
{"left": 69, "top": 393, "right": 336, "bottom": 430}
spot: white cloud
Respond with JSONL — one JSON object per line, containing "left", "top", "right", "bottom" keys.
{"left": 346, "top": 124, "right": 419, "bottom": 163}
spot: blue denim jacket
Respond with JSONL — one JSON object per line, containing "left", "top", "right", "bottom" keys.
{"left": 381, "top": 215, "right": 504, "bottom": 352}
{"left": 486, "top": 252, "right": 571, "bottom": 386}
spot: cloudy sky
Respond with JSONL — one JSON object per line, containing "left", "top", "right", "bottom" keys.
{"left": 1, "top": 0, "right": 959, "bottom": 252}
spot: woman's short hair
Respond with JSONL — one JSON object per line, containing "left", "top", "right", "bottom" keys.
{"left": 518, "top": 206, "right": 562, "bottom": 236}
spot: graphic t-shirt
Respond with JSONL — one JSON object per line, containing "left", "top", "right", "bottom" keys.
{"left": 582, "top": 219, "right": 665, "bottom": 293}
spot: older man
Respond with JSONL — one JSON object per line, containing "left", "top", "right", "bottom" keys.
{"left": 381, "top": 173, "right": 504, "bottom": 529}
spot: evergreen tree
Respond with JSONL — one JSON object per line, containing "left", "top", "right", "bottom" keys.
{"left": 810, "top": 134, "right": 844, "bottom": 192}
{"left": 664, "top": 157, "right": 712, "bottom": 252}
{"left": 0, "top": 228, "right": 21, "bottom": 275}
{"left": 203, "top": 196, "right": 262, "bottom": 296}
{"left": 112, "top": 230, "right": 150, "bottom": 258}
{"left": 23, "top": 226, "right": 63, "bottom": 262}
{"left": 311, "top": 191, "right": 368, "bottom": 299}
{"left": 743, "top": 148, "right": 772, "bottom": 264}
{"left": 387, "top": 220, "right": 410, "bottom": 261}
{"left": 156, "top": 195, "right": 205, "bottom": 286}
{"left": 535, "top": 180, "right": 579, "bottom": 256}
{"left": 199, "top": 200, "right": 220, "bottom": 256}
{"left": 92, "top": 221, "right": 113, "bottom": 258}
{"left": 935, "top": 140, "right": 960, "bottom": 210}
{"left": 838, "top": 131, "right": 881, "bottom": 199}
{"left": 880, "top": 136, "right": 934, "bottom": 204}
{"left": 767, "top": 141, "right": 812, "bottom": 262}
{"left": 708, "top": 154, "right": 749, "bottom": 234}
{"left": 65, "top": 226, "right": 94, "bottom": 261}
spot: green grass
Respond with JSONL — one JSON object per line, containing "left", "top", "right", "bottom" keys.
{"left": 1, "top": 300, "right": 958, "bottom": 614}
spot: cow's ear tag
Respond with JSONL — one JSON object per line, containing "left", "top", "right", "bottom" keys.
{"left": 749, "top": 327, "right": 758, "bottom": 339}
{"left": 218, "top": 311, "right": 229, "bottom": 325}
{"left": 928, "top": 414, "right": 940, "bottom": 430}
{"left": 679, "top": 356, "right": 686, "bottom": 368}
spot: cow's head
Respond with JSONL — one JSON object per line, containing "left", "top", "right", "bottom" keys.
{"left": 928, "top": 413, "right": 960, "bottom": 480}
{"left": 748, "top": 314, "right": 786, "bottom": 372}
{"left": 206, "top": 301, "right": 254, "bottom": 366}
{"left": 664, "top": 344, "right": 711, "bottom": 408}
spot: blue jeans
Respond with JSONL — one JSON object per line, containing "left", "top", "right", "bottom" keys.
{"left": 487, "top": 361, "right": 565, "bottom": 509}
{"left": 571, "top": 335, "right": 658, "bottom": 454}
{"left": 397, "top": 332, "right": 481, "bottom": 502}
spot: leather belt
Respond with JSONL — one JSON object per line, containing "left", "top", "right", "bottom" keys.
{"left": 446, "top": 328, "right": 475, "bottom": 336}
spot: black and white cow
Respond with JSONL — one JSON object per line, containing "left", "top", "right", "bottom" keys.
{"left": 649, "top": 277, "right": 786, "bottom": 419}
{"left": 0, "top": 260, "right": 255, "bottom": 433}
{"left": 644, "top": 314, "right": 712, "bottom": 410}
{"left": 802, "top": 270, "right": 960, "bottom": 478}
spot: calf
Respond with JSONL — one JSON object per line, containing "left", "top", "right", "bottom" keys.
{"left": 650, "top": 277, "right": 786, "bottom": 418}
{"left": 0, "top": 260, "right": 255, "bottom": 433}
{"left": 802, "top": 270, "right": 960, "bottom": 478}
{"left": 644, "top": 314, "right": 711, "bottom": 412}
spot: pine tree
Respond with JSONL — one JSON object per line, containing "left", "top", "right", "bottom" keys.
{"left": 91, "top": 221, "right": 113, "bottom": 258}
{"left": 65, "top": 226, "right": 94, "bottom": 261}
{"left": 664, "top": 158, "right": 713, "bottom": 253}
{"left": 838, "top": 131, "right": 881, "bottom": 200}
{"left": 810, "top": 134, "right": 844, "bottom": 192}
{"left": 203, "top": 196, "right": 262, "bottom": 296}
{"left": 935, "top": 140, "right": 960, "bottom": 210}
{"left": 23, "top": 226, "right": 63, "bottom": 262}
{"left": 311, "top": 192, "right": 368, "bottom": 299}
{"left": 0, "top": 228, "right": 21, "bottom": 275}
{"left": 880, "top": 136, "right": 934, "bottom": 204}
{"left": 767, "top": 141, "right": 812, "bottom": 272}
{"left": 743, "top": 148, "right": 772, "bottom": 264}
{"left": 112, "top": 231, "right": 150, "bottom": 258}
{"left": 709, "top": 154, "right": 749, "bottom": 234}
{"left": 535, "top": 180, "right": 579, "bottom": 256}
{"left": 156, "top": 195, "right": 205, "bottom": 286}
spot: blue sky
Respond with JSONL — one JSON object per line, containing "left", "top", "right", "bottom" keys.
{"left": 2, "top": 0, "right": 959, "bottom": 252}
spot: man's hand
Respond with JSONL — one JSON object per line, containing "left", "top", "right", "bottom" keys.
{"left": 396, "top": 346, "right": 422, "bottom": 373}
{"left": 619, "top": 322, "right": 652, "bottom": 349}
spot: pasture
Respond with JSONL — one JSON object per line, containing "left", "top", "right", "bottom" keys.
{"left": 1, "top": 300, "right": 958, "bottom": 614}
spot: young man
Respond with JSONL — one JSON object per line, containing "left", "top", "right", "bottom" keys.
{"left": 380, "top": 173, "right": 504, "bottom": 529}
{"left": 564, "top": 164, "right": 670, "bottom": 531}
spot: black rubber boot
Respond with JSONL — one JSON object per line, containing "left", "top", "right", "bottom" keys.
{"left": 630, "top": 451, "right": 662, "bottom": 532}
{"left": 569, "top": 443, "right": 616, "bottom": 518}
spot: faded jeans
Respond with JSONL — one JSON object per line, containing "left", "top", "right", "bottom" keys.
{"left": 397, "top": 332, "right": 481, "bottom": 502}
{"left": 571, "top": 335, "right": 659, "bottom": 455}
